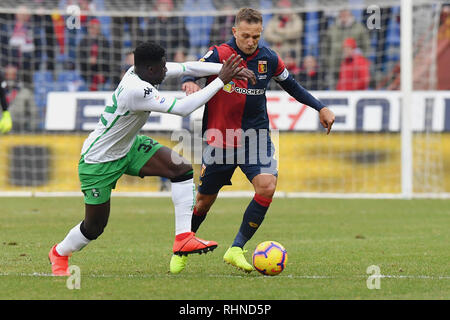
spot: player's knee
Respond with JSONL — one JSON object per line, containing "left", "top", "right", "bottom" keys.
{"left": 169, "top": 163, "right": 193, "bottom": 182}
{"left": 195, "top": 200, "right": 211, "bottom": 215}
{"left": 80, "top": 220, "right": 107, "bottom": 240}
{"left": 195, "top": 194, "right": 216, "bottom": 214}
{"left": 256, "top": 181, "right": 276, "bottom": 199}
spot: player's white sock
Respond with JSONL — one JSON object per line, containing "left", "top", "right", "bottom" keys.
{"left": 56, "top": 222, "right": 91, "bottom": 256}
{"left": 171, "top": 178, "right": 195, "bottom": 235}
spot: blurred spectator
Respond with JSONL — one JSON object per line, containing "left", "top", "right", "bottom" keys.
{"left": 0, "top": 6, "right": 37, "bottom": 84}
{"left": 58, "top": 0, "right": 96, "bottom": 30}
{"left": 322, "top": 9, "right": 371, "bottom": 89}
{"left": 109, "top": 0, "right": 144, "bottom": 86}
{"left": 2, "top": 65, "right": 40, "bottom": 132}
{"left": 58, "top": 0, "right": 97, "bottom": 62}
{"left": 437, "top": 4, "right": 450, "bottom": 90}
{"left": 263, "top": 0, "right": 303, "bottom": 67}
{"left": 120, "top": 51, "right": 134, "bottom": 80}
{"left": 32, "top": 2, "right": 56, "bottom": 72}
{"left": 78, "top": 18, "right": 111, "bottom": 91}
{"left": 298, "top": 55, "right": 326, "bottom": 90}
{"left": 258, "top": 0, "right": 274, "bottom": 48}
{"left": 210, "top": 4, "right": 235, "bottom": 46}
{"left": 160, "top": 46, "right": 190, "bottom": 91}
{"left": 283, "top": 53, "right": 301, "bottom": 78}
{"left": 336, "top": 38, "right": 370, "bottom": 91}
{"left": 147, "top": 0, "right": 190, "bottom": 61}
{"left": 182, "top": 0, "right": 215, "bottom": 58}
{"left": 376, "top": 63, "right": 400, "bottom": 90}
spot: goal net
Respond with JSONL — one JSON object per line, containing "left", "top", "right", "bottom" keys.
{"left": 0, "top": 0, "right": 449, "bottom": 198}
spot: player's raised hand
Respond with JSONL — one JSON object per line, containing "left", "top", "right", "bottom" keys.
{"left": 218, "top": 54, "right": 244, "bottom": 85}
{"left": 319, "top": 107, "right": 335, "bottom": 135}
{"left": 235, "top": 68, "right": 257, "bottom": 85}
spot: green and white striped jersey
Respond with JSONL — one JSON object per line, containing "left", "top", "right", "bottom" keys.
{"left": 81, "top": 62, "right": 224, "bottom": 163}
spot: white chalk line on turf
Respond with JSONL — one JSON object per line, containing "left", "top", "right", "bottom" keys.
{"left": 0, "top": 272, "right": 449, "bottom": 280}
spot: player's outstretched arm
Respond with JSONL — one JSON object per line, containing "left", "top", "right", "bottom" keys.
{"left": 130, "top": 55, "right": 244, "bottom": 117}
{"left": 165, "top": 62, "right": 222, "bottom": 78}
{"left": 167, "top": 54, "right": 244, "bottom": 116}
{"left": 166, "top": 61, "right": 254, "bottom": 82}
{"left": 276, "top": 71, "right": 335, "bottom": 134}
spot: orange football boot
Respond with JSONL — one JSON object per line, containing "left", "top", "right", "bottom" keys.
{"left": 48, "top": 244, "right": 71, "bottom": 276}
{"left": 173, "top": 232, "right": 218, "bottom": 256}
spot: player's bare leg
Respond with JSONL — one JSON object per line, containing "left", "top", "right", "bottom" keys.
{"left": 224, "top": 174, "right": 277, "bottom": 273}
{"left": 49, "top": 201, "right": 110, "bottom": 276}
{"left": 139, "top": 146, "right": 218, "bottom": 274}
{"left": 191, "top": 192, "right": 218, "bottom": 233}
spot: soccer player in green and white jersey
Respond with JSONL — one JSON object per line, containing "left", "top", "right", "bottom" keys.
{"left": 48, "top": 42, "right": 252, "bottom": 275}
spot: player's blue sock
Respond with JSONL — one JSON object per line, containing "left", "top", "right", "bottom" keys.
{"left": 232, "top": 194, "right": 272, "bottom": 248}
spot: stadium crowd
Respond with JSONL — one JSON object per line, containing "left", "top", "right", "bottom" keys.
{"left": 0, "top": 0, "right": 449, "bottom": 131}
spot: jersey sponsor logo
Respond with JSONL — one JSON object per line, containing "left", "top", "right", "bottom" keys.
{"left": 222, "top": 81, "right": 265, "bottom": 95}
{"left": 235, "top": 87, "right": 266, "bottom": 95}
{"left": 223, "top": 81, "right": 236, "bottom": 93}
{"left": 258, "top": 60, "right": 267, "bottom": 73}
{"left": 152, "top": 94, "right": 164, "bottom": 103}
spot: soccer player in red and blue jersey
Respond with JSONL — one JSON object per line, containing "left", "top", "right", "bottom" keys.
{"left": 182, "top": 8, "right": 335, "bottom": 272}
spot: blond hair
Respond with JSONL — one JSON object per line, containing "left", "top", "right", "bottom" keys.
{"left": 235, "top": 8, "right": 263, "bottom": 26}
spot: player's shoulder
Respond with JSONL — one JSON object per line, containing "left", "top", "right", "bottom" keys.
{"left": 202, "top": 40, "right": 239, "bottom": 61}
{"left": 119, "top": 68, "right": 157, "bottom": 100}
{"left": 199, "top": 44, "right": 227, "bottom": 62}
{"left": 258, "top": 45, "right": 281, "bottom": 63}
{"left": 256, "top": 45, "right": 287, "bottom": 78}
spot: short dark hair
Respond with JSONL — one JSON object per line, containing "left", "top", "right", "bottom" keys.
{"left": 235, "top": 8, "right": 263, "bottom": 26}
{"left": 133, "top": 41, "right": 166, "bottom": 68}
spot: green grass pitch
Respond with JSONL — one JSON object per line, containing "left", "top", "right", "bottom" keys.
{"left": 0, "top": 197, "right": 449, "bottom": 300}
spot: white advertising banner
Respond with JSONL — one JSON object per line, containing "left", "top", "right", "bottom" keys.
{"left": 45, "top": 90, "right": 450, "bottom": 132}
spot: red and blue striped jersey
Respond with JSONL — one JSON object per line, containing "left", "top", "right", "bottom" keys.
{"left": 186, "top": 37, "right": 325, "bottom": 148}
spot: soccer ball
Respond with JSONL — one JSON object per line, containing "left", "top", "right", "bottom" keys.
{"left": 252, "top": 241, "right": 288, "bottom": 276}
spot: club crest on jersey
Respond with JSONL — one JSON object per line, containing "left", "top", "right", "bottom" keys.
{"left": 258, "top": 60, "right": 267, "bottom": 73}
{"left": 222, "top": 81, "right": 235, "bottom": 93}
{"left": 91, "top": 188, "right": 100, "bottom": 198}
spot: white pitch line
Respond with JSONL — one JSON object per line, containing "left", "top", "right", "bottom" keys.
{"left": 0, "top": 272, "right": 449, "bottom": 280}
